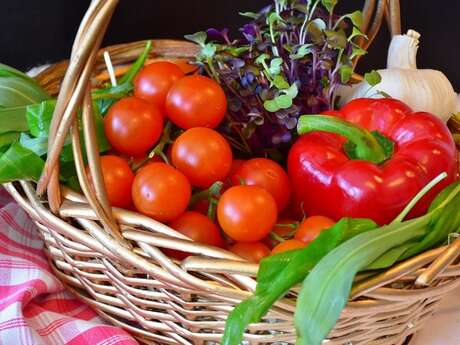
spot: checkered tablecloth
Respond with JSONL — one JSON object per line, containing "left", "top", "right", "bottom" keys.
{"left": 0, "top": 188, "right": 138, "bottom": 345}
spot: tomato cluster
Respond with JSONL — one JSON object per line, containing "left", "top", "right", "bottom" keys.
{"left": 94, "top": 61, "right": 336, "bottom": 264}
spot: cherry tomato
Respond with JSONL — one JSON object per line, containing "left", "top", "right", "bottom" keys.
{"left": 164, "top": 211, "right": 224, "bottom": 260}
{"left": 166, "top": 75, "right": 227, "bottom": 129}
{"left": 88, "top": 155, "right": 134, "bottom": 209}
{"left": 264, "top": 218, "right": 298, "bottom": 248}
{"left": 172, "top": 127, "right": 233, "bottom": 188}
{"left": 104, "top": 96, "right": 164, "bottom": 156}
{"left": 132, "top": 162, "right": 191, "bottom": 222}
{"left": 229, "top": 242, "right": 271, "bottom": 263}
{"left": 134, "top": 61, "right": 185, "bottom": 113}
{"left": 217, "top": 185, "right": 277, "bottom": 242}
{"left": 231, "top": 158, "right": 291, "bottom": 212}
{"left": 271, "top": 239, "right": 306, "bottom": 255}
{"left": 295, "top": 215, "right": 335, "bottom": 244}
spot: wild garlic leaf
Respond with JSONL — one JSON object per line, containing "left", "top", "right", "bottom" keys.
{"left": 19, "top": 133, "right": 48, "bottom": 157}
{"left": 184, "top": 31, "right": 208, "bottom": 47}
{"left": 118, "top": 40, "right": 152, "bottom": 84}
{"left": 364, "top": 70, "right": 382, "bottom": 87}
{"left": 0, "top": 132, "right": 19, "bottom": 150}
{"left": 25, "top": 99, "right": 56, "bottom": 137}
{"left": 0, "top": 77, "right": 49, "bottom": 107}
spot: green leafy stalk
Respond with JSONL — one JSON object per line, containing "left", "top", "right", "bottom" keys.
{"left": 222, "top": 218, "right": 378, "bottom": 345}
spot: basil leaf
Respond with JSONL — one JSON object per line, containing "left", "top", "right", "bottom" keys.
{"left": 19, "top": 133, "right": 48, "bottom": 157}
{"left": 0, "top": 142, "right": 44, "bottom": 183}
{"left": 25, "top": 99, "right": 57, "bottom": 137}
{"left": 0, "top": 105, "right": 29, "bottom": 133}
{"left": 222, "top": 218, "right": 377, "bottom": 345}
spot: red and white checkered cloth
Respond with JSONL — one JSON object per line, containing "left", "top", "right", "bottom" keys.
{"left": 0, "top": 188, "right": 138, "bottom": 345}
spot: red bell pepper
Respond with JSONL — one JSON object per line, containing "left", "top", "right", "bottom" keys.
{"left": 288, "top": 98, "right": 458, "bottom": 225}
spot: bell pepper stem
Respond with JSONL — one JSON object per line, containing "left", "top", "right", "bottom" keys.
{"left": 297, "top": 115, "right": 387, "bottom": 164}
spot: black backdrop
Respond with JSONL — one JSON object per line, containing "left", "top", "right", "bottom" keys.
{"left": 2, "top": 1, "right": 460, "bottom": 89}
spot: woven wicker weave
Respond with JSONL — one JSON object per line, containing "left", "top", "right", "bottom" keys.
{"left": 4, "top": 0, "right": 460, "bottom": 344}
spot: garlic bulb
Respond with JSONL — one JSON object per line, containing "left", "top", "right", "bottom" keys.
{"left": 336, "top": 30, "right": 458, "bottom": 122}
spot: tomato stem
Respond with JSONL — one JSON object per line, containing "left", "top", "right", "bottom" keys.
{"left": 297, "top": 115, "right": 387, "bottom": 164}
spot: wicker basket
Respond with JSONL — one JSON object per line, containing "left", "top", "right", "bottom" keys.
{"left": 5, "top": 0, "right": 460, "bottom": 344}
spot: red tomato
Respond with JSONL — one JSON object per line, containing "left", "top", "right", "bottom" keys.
{"left": 165, "top": 211, "right": 224, "bottom": 260}
{"left": 104, "top": 96, "right": 164, "bottom": 156}
{"left": 132, "top": 162, "right": 191, "bottom": 222}
{"left": 172, "top": 127, "right": 233, "bottom": 188}
{"left": 166, "top": 75, "right": 227, "bottom": 129}
{"left": 217, "top": 185, "right": 277, "bottom": 242}
{"left": 295, "top": 215, "right": 335, "bottom": 244}
{"left": 88, "top": 155, "right": 134, "bottom": 209}
{"left": 134, "top": 61, "right": 185, "bottom": 113}
{"left": 231, "top": 158, "right": 291, "bottom": 212}
{"left": 271, "top": 239, "right": 306, "bottom": 255}
{"left": 229, "top": 242, "right": 271, "bottom": 263}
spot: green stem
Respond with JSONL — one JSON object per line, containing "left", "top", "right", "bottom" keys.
{"left": 297, "top": 115, "right": 387, "bottom": 164}
{"left": 190, "top": 181, "right": 224, "bottom": 207}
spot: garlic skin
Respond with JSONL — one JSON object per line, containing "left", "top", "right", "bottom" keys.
{"left": 336, "top": 30, "right": 458, "bottom": 122}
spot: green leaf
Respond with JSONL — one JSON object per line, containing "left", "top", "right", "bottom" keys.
{"left": 283, "top": 83, "right": 299, "bottom": 99}
{"left": 184, "top": 31, "right": 207, "bottom": 47}
{"left": 222, "top": 218, "right": 377, "bottom": 345}
{"left": 0, "top": 142, "right": 45, "bottom": 183}
{"left": 339, "top": 64, "right": 353, "bottom": 83}
{"left": 255, "top": 53, "right": 270, "bottom": 66}
{"left": 321, "top": 0, "right": 337, "bottom": 14}
{"left": 263, "top": 99, "right": 280, "bottom": 112}
{"left": 371, "top": 131, "right": 394, "bottom": 160}
{"left": 295, "top": 217, "right": 429, "bottom": 345}
{"left": 224, "top": 46, "right": 250, "bottom": 57}
{"left": 275, "top": 94, "right": 293, "bottom": 109}
{"left": 324, "top": 29, "right": 347, "bottom": 49}
{"left": 290, "top": 44, "right": 313, "bottom": 60}
{"left": 0, "top": 105, "right": 29, "bottom": 133}
{"left": 118, "top": 40, "right": 152, "bottom": 85}
{"left": 272, "top": 75, "right": 290, "bottom": 89}
{"left": 268, "top": 58, "right": 283, "bottom": 75}
{"left": 0, "top": 77, "right": 50, "bottom": 107}
{"left": 239, "top": 11, "right": 260, "bottom": 19}
{"left": 25, "top": 99, "right": 56, "bottom": 137}
{"left": 307, "top": 18, "right": 326, "bottom": 44}
{"left": 364, "top": 70, "right": 382, "bottom": 87}
{"left": 350, "top": 46, "right": 367, "bottom": 59}
{"left": 346, "top": 10, "right": 363, "bottom": 28}
{"left": 267, "top": 12, "right": 283, "bottom": 26}
{"left": 0, "top": 132, "right": 19, "bottom": 150}
{"left": 201, "top": 43, "right": 217, "bottom": 59}
{"left": 19, "top": 133, "right": 48, "bottom": 157}
{"left": 348, "top": 26, "right": 367, "bottom": 41}
{"left": 366, "top": 242, "right": 416, "bottom": 270}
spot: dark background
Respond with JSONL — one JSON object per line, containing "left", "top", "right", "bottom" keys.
{"left": 2, "top": 1, "right": 459, "bottom": 88}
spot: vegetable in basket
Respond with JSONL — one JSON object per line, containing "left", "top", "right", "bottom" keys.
{"left": 337, "top": 29, "right": 460, "bottom": 122}
{"left": 288, "top": 98, "right": 457, "bottom": 225}
{"left": 186, "top": 0, "right": 366, "bottom": 155}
